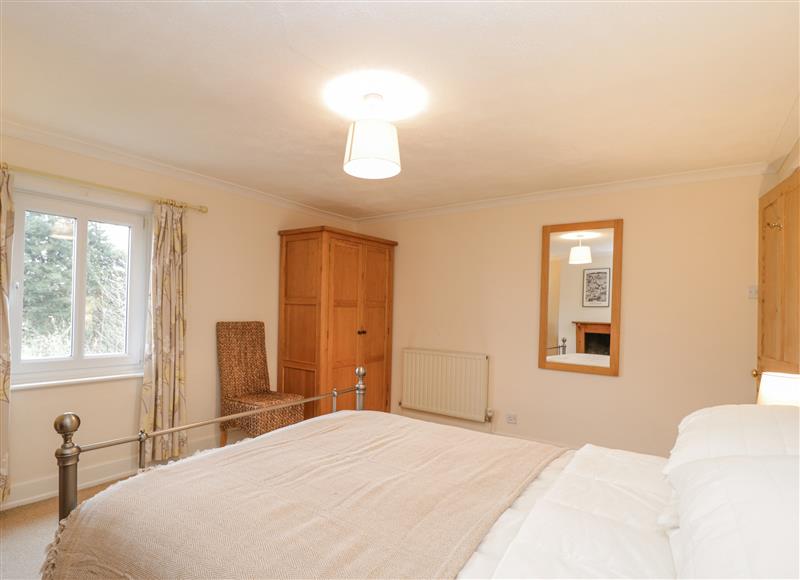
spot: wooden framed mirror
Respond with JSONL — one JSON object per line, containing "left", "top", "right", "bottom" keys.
{"left": 538, "top": 219, "right": 623, "bottom": 376}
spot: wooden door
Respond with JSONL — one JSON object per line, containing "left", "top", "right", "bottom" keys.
{"left": 758, "top": 170, "right": 799, "bottom": 375}
{"left": 323, "top": 237, "right": 361, "bottom": 413}
{"left": 358, "top": 244, "right": 392, "bottom": 411}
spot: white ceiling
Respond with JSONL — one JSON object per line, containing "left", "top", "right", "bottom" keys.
{"left": 2, "top": 2, "right": 798, "bottom": 219}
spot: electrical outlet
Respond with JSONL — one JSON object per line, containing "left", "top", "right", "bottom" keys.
{"left": 505, "top": 413, "right": 518, "bottom": 425}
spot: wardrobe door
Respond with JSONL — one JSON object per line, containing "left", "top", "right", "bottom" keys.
{"left": 324, "top": 237, "right": 361, "bottom": 412}
{"left": 359, "top": 244, "right": 392, "bottom": 411}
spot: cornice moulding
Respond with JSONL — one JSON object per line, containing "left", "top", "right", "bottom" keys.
{"left": 1, "top": 121, "right": 354, "bottom": 224}
{"left": 356, "top": 162, "right": 770, "bottom": 223}
{"left": 2, "top": 120, "right": 771, "bottom": 225}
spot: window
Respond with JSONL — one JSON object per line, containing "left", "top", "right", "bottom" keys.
{"left": 11, "top": 193, "right": 148, "bottom": 385}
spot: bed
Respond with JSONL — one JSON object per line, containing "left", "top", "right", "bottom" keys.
{"left": 44, "top": 404, "right": 799, "bottom": 579}
{"left": 546, "top": 352, "right": 611, "bottom": 367}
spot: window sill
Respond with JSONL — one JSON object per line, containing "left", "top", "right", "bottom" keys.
{"left": 11, "top": 372, "right": 145, "bottom": 392}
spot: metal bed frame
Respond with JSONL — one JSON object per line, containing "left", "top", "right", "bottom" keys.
{"left": 52, "top": 366, "right": 367, "bottom": 520}
{"left": 545, "top": 338, "right": 568, "bottom": 355}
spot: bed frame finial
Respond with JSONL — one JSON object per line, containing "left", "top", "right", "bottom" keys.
{"left": 355, "top": 366, "right": 367, "bottom": 411}
{"left": 54, "top": 412, "right": 82, "bottom": 520}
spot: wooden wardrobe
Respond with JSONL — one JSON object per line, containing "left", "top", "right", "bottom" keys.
{"left": 277, "top": 226, "right": 396, "bottom": 417}
{"left": 757, "top": 169, "right": 799, "bottom": 376}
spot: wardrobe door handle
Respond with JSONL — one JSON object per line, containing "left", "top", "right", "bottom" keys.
{"left": 357, "top": 330, "right": 367, "bottom": 335}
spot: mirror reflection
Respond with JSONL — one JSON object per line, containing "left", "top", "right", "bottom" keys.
{"left": 546, "top": 228, "right": 613, "bottom": 367}
{"left": 539, "top": 220, "right": 622, "bottom": 376}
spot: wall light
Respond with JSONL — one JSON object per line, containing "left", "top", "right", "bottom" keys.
{"left": 757, "top": 372, "right": 800, "bottom": 406}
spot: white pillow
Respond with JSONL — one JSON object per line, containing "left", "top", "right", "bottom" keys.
{"left": 665, "top": 404, "right": 799, "bottom": 474}
{"left": 669, "top": 455, "right": 799, "bottom": 579}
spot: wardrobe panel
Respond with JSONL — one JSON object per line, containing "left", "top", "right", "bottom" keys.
{"left": 282, "top": 366, "right": 317, "bottom": 418}
{"left": 331, "top": 240, "right": 360, "bottom": 302}
{"left": 331, "top": 308, "right": 358, "bottom": 364}
{"left": 285, "top": 237, "right": 320, "bottom": 300}
{"left": 364, "top": 305, "right": 387, "bottom": 361}
{"left": 363, "top": 361, "right": 387, "bottom": 412}
{"left": 364, "top": 246, "right": 389, "bottom": 302}
{"left": 284, "top": 304, "right": 317, "bottom": 364}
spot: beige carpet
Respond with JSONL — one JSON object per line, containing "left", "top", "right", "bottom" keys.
{"left": 0, "top": 482, "right": 114, "bottom": 579}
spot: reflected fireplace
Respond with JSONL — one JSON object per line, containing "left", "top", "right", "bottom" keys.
{"left": 584, "top": 332, "right": 611, "bottom": 355}
{"left": 573, "top": 322, "right": 611, "bottom": 356}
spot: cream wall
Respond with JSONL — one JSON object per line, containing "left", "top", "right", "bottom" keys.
{"left": 1, "top": 136, "right": 354, "bottom": 508}
{"left": 360, "top": 175, "right": 762, "bottom": 456}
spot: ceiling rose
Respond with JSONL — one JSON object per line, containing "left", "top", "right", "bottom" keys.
{"left": 560, "top": 231, "right": 604, "bottom": 241}
{"left": 323, "top": 70, "right": 428, "bottom": 122}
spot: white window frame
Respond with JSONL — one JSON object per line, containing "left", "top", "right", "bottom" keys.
{"left": 10, "top": 187, "right": 150, "bottom": 387}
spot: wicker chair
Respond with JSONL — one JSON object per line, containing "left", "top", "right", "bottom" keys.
{"left": 216, "top": 321, "right": 304, "bottom": 445}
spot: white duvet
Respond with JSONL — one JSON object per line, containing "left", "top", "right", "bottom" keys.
{"left": 461, "top": 444, "right": 675, "bottom": 579}
{"left": 459, "top": 451, "right": 575, "bottom": 578}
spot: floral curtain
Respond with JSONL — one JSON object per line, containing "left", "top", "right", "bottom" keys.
{"left": 139, "top": 203, "right": 187, "bottom": 464}
{"left": 0, "top": 168, "right": 14, "bottom": 500}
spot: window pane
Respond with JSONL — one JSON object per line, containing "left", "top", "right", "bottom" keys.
{"left": 22, "top": 211, "right": 75, "bottom": 359}
{"left": 85, "top": 221, "right": 131, "bottom": 355}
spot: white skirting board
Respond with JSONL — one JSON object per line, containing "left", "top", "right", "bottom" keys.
{"left": 1, "top": 433, "right": 218, "bottom": 511}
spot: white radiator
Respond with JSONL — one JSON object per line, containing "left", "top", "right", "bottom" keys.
{"left": 401, "top": 348, "right": 490, "bottom": 423}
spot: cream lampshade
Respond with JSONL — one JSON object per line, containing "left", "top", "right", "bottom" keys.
{"left": 343, "top": 119, "right": 401, "bottom": 180}
{"left": 757, "top": 372, "right": 800, "bottom": 406}
{"left": 569, "top": 241, "right": 592, "bottom": 265}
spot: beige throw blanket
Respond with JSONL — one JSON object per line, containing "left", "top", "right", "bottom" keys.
{"left": 45, "top": 411, "right": 564, "bottom": 579}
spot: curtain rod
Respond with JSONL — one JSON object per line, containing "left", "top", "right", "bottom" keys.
{"left": 0, "top": 162, "right": 209, "bottom": 214}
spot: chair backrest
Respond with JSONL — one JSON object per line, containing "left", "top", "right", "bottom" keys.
{"left": 216, "top": 321, "right": 270, "bottom": 398}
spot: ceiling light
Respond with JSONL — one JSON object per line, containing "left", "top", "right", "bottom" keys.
{"left": 325, "top": 70, "right": 426, "bottom": 180}
{"left": 324, "top": 70, "right": 428, "bottom": 122}
{"left": 343, "top": 119, "right": 401, "bottom": 180}
{"left": 568, "top": 239, "right": 593, "bottom": 264}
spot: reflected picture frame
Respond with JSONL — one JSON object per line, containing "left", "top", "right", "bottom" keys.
{"left": 582, "top": 267, "right": 610, "bottom": 307}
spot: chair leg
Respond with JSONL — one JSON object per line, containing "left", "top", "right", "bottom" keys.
{"left": 220, "top": 429, "right": 228, "bottom": 447}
